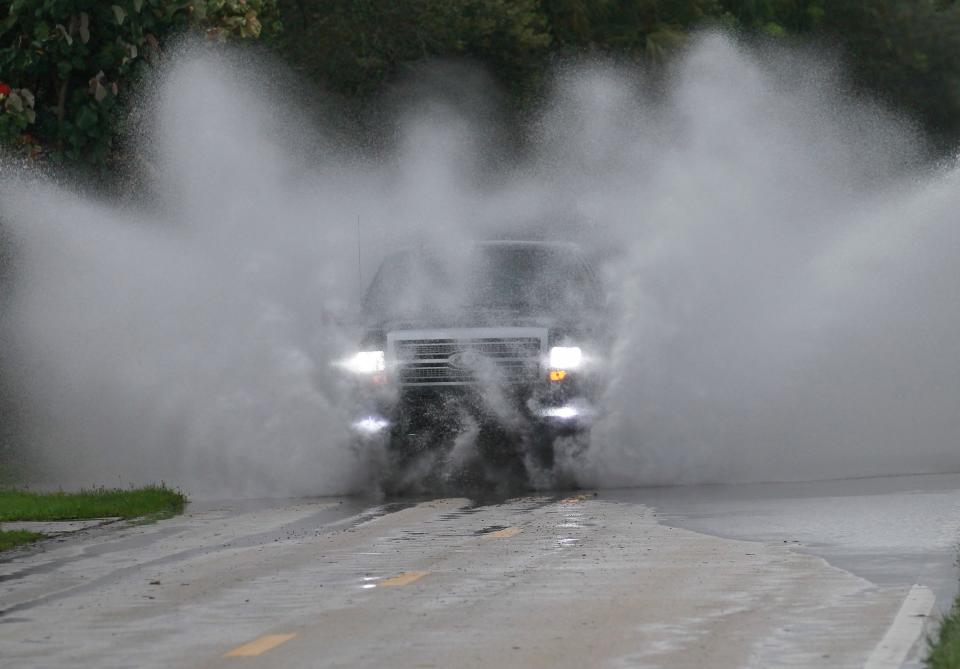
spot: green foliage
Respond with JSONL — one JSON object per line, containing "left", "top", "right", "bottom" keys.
{"left": 273, "top": 1, "right": 824, "bottom": 102}
{"left": 0, "top": 0, "right": 279, "bottom": 166}
{"left": 720, "top": 0, "right": 960, "bottom": 141}
{"left": 0, "top": 485, "right": 187, "bottom": 521}
{"left": 544, "top": 0, "right": 727, "bottom": 57}
{"left": 275, "top": 0, "right": 960, "bottom": 147}
{"left": 927, "top": 593, "right": 960, "bottom": 668}
{"left": 818, "top": 0, "right": 960, "bottom": 143}
{"left": 276, "top": 0, "right": 551, "bottom": 98}
{"left": 4, "top": 0, "right": 960, "bottom": 165}
{"left": 718, "top": 1, "right": 826, "bottom": 33}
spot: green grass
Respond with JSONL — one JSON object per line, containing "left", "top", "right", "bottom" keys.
{"left": 0, "top": 529, "right": 43, "bottom": 551}
{"left": 928, "top": 599, "right": 960, "bottom": 668}
{"left": 0, "top": 485, "right": 187, "bottom": 522}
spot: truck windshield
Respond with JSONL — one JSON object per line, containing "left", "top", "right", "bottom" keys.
{"left": 363, "top": 244, "right": 597, "bottom": 322}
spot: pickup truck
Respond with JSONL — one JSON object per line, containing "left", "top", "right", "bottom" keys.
{"left": 340, "top": 240, "right": 605, "bottom": 480}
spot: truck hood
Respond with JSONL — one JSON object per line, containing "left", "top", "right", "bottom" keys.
{"left": 366, "top": 308, "right": 561, "bottom": 332}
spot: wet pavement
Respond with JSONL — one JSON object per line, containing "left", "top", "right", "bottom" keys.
{"left": 612, "top": 473, "right": 960, "bottom": 606}
{"left": 0, "top": 473, "right": 957, "bottom": 668}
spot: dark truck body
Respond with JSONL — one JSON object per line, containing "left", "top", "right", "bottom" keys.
{"left": 345, "top": 241, "right": 605, "bottom": 466}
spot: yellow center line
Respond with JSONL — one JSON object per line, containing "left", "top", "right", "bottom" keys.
{"left": 378, "top": 570, "right": 429, "bottom": 587}
{"left": 224, "top": 634, "right": 296, "bottom": 657}
{"left": 484, "top": 526, "right": 522, "bottom": 539}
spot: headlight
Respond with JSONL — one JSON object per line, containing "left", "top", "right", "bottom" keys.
{"left": 342, "top": 350, "right": 385, "bottom": 374}
{"left": 549, "top": 346, "right": 582, "bottom": 370}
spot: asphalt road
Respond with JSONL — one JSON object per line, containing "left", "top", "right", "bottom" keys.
{"left": 2, "top": 473, "right": 959, "bottom": 668}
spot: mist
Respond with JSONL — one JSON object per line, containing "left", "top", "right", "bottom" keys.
{"left": 1, "top": 33, "right": 958, "bottom": 497}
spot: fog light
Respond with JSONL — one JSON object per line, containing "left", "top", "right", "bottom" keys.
{"left": 352, "top": 416, "right": 390, "bottom": 434}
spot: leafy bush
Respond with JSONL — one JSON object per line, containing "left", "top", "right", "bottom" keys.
{"left": 819, "top": 0, "right": 960, "bottom": 144}
{"left": 276, "top": 0, "right": 552, "bottom": 99}
{"left": 3, "top": 0, "right": 960, "bottom": 166}
{"left": 0, "top": 0, "right": 279, "bottom": 167}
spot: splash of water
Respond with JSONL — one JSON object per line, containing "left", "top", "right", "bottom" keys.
{"left": 1, "top": 34, "right": 958, "bottom": 497}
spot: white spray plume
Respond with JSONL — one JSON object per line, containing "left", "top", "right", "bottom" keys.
{"left": 1, "top": 34, "right": 958, "bottom": 497}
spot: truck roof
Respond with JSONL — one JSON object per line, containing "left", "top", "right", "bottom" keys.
{"left": 392, "top": 239, "right": 584, "bottom": 256}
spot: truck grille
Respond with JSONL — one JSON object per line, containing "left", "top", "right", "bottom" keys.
{"left": 395, "top": 338, "right": 542, "bottom": 385}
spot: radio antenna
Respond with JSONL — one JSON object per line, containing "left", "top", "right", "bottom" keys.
{"left": 356, "top": 214, "right": 363, "bottom": 305}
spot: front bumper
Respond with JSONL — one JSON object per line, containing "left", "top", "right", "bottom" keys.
{"left": 350, "top": 384, "right": 596, "bottom": 439}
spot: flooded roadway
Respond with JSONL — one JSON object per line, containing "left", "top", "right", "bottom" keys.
{"left": 2, "top": 473, "right": 959, "bottom": 668}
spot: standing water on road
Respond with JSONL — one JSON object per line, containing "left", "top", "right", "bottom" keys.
{"left": 1, "top": 33, "right": 959, "bottom": 497}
